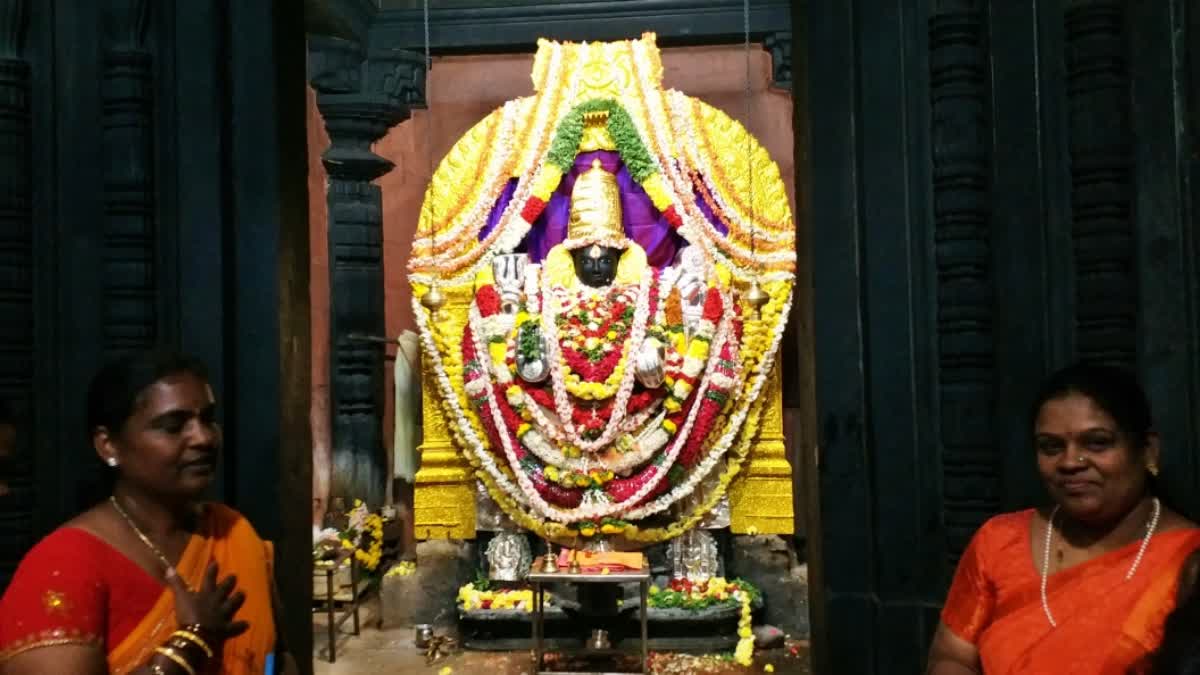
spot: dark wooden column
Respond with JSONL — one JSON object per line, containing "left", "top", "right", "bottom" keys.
{"left": 309, "top": 34, "right": 425, "bottom": 506}
{"left": 811, "top": 0, "right": 1196, "bottom": 671}
{"left": 0, "top": 0, "right": 32, "bottom": 585}
{"left": 929, "top": 0, "right": 997, "bottom": 567}
{"left": 101, "top": 0, "right": 157, "bottom": 359}
{"left": 1066, "top": 0, "right": 1136, "bottom": 367}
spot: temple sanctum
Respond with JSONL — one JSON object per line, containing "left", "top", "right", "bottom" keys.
{"left": 312, "top": 30, "right": 809, "bottom": 673}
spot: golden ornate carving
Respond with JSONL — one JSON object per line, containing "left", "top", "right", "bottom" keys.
{"left": 567, "top": 159, "right": 624, "bottom": 243}
{"left": 729, "top": 362, "right": 794, "bottom": 534}
{"left": 414, "top": 287, "right": 477, "bottom": 540}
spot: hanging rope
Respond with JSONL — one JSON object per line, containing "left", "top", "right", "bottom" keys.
{"left": 418, "top": 0, "right": 446, "bottom": 311}
{"left": 741, "top": 0, "right": 768, "bottom": 316}
{"left": 742, "top": 0, "right": 757, "bottom": 261}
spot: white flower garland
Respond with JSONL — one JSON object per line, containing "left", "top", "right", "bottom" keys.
{"left": 667, "top": 92, "right": 795, "bottom": 262}
{"left": 538, "top": 270, "right": 653, "bottom": 452}
{"left": 411, "top": 40, "right": 798, "bottom": 527}
{"left": 622, "top": 285, "right": 793, "bottom": 520}
{"left": 628, "top": 46, "right": 753, "bottom": 281}
{"left": 464, "top": 294, "right": 731, "bottom": 523}
{"left": 519, "top": 409, "right": 670, "bottom": 476}
{"left": 417, "top": 268, "right": 792, "bottom": 526}
{"left": 412, "top": 296, "right": 533, "bottom": 512}
{"left": 409, "top": 98, "right": 525, "bottom": 266}
{"left": 412, "top": 42, "right": 580, "bottom": 287}
{"left": 518, "top": 389, "right": 667, "bottom": 456}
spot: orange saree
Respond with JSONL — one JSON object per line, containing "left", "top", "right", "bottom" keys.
{"left": 0, "top": 503, "right": 276, "bottom": 674}
{"left": 943, "top": 509, "right": 1200, "bottom": 675}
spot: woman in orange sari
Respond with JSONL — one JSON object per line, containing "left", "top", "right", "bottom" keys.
{"left": 926, "top": 363, "right": 1200, "bottom": 675}
{"left": 0, "top": 351, "right": 298, "bottom": 675}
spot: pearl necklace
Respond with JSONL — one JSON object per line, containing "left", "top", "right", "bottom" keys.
{"left": 1040, "top": 497, "right": 1160, "bottom": 627}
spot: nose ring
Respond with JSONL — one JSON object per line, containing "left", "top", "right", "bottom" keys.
{"left": 1075, "top": 455, "right": 1087, "bottom": 464}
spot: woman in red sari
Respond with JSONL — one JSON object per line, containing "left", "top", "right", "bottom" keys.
{"left": 0, "top": 351, "right": 298, "bottom": 675}
{"left": 926, "top": 362, "right": 1200, "bottom": 675}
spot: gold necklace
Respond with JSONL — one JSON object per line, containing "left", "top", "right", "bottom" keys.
{"left": 109, "top": 495, "right": 173, "bottom": 570}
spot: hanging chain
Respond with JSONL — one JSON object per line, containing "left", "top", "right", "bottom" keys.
{"left": 423, "top": 0, "right": 436, "bottom": 253}
{"left": 417, "top": 0, "right": 446, "bottom": 311}
{"left": 742, "top": 0, "right": 757, "bottom": 260}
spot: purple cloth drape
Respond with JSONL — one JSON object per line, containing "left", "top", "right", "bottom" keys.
{"left": 477, "top": 151, "right": 727, "bottom": 268}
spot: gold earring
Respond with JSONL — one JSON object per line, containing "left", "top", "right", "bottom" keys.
{"left": 1147, "top": 460, "right": 1160, "bottom": 477}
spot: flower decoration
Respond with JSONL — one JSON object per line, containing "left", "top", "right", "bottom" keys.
{"left": 385, "top": 560, "right": 417, "bottom": 578}
{"left": 648, "top": 577, "right": 760, "bottom": 665}
{"left": 321, "top": 500, "right": 386, "bottom": 572}
{"left": 456, "top": 581, "right": 540, "bottom": 613}
{"left": 408, "top": 35, "right": 798, "bottom": 545}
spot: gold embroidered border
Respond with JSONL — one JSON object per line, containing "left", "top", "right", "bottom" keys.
{"left": 0, "top": 628, "right": 102, "bottom": 663}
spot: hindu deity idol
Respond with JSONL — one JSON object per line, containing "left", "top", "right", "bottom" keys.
{"left": 408, "top": 34, "right": 795, "bottom": 548}
{"left": 463, "top": 149, "right": 741, "bottom": 534}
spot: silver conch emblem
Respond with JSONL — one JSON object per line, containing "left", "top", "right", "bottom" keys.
{"left": 491, "top": 254, "right": 528, "bottom": 315}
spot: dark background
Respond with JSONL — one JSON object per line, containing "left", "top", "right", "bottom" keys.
{"left": 0, "top": 0, "right": 313, "bottom": 667}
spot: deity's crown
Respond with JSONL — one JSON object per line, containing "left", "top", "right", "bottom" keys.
{"left": 566, "top": 158, "right": 626, "bottom": 251}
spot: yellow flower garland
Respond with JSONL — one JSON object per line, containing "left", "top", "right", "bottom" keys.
{"left": 416, "top": 278, "right": 787, "bottom": 545}
{"left": 408, "top": 42, "right": 798, "bottom": 541}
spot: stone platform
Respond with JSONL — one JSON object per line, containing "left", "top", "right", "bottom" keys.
{"left": 378, "top": 534, "right": 811, "bottom": 645}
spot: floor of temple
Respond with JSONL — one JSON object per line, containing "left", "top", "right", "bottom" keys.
{"left": 312, "top": 598, "right": 812, "bottom": 675}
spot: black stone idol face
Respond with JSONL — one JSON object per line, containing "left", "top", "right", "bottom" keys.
{"left": 571, "top": 245, "right": 623, "bottom": 288}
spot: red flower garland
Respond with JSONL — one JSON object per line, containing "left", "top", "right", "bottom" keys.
{"left": 459, "top": 270, "right": 754, "bottom": 518}
{"left": 677, "top": 339, "right": 739, "bottom": 467}
{"left": 702, "top": 287, "right": 723, "bottom": 322}
{"left": 521, "top": 195, "right": 547, "bottom": 223}
{"left": 475, "top": 284, "right": 502, "bottom": 318}
{"left": 663, "top": 205, "right": 683, "bottom": 229}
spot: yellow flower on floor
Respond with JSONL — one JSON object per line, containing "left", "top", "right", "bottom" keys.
{"left": 765, "top": 665, "right": 775, "bottom": 673}
{"left": 439, "top": 667, "right": 453, "bottom": 675}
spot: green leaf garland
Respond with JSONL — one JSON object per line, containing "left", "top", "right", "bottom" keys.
{"left": 545, "top": 99, "right": 660, "bottom": 185}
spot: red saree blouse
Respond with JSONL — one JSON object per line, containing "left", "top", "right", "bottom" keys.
{"left": 0, "top": 504, "right": 276, "bottom": 674}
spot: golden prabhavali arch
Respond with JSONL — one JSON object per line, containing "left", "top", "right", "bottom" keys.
{"left": 408, "top": 34, "right": 795, "bottom": 546}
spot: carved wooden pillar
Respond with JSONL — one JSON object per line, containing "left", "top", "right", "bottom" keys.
{"left": 309, "top": 35, "right": 425, "bottom": 507}
{"left": 0, "top": 0, "right": 31, "bottom": 582}
{"left": 101, "top": 0, "right": 155, "bottom": 357}
{"left": 929, "top": 0, "right": 997, "bottom": 562}
{"left": 1065, "top": 0, "right": 1135, "bottom": 366}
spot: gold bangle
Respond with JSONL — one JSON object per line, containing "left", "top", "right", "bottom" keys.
{"left": 154, "top": 646, "right": 197, "bottom": 675}
{"left": 168, "top": 637, "right": 205, "bottom": 662}
{"left": 171, "top": 629, "right": 214, "bottom": 658}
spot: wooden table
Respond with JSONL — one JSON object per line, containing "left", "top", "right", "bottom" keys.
{"left": 313, "top": 554, "right": 361, "bottom": 663}
{"left": 526, "top": 557, "right": 650, "bottom": 675}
